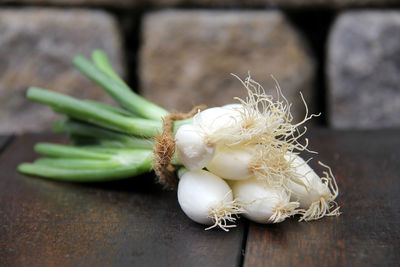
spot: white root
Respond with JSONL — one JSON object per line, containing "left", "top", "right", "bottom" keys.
{"left": 299, "top": 161, "right": 341, "bottom": 221}
{"left": 269, "top": 197, "right": 301, "bottom": 224}
{"left": 206, "top": 195, "right": 245, "bottom": 231}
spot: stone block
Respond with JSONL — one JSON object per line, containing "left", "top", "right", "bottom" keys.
{"left": 0, "top": 8, "right": 124, "bottom": 133}
{"left": 1, "top": 0, "right": 398, "bottom": 9}
{"left": 327, "top": 11, "right": 400, "bottom": 129}
{"left": 140, "top": 10, "right": 315, "bottom": 123}
{"left": 246, "top": 0, "right": 399, "bottom": 8}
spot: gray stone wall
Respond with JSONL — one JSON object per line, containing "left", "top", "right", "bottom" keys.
{"left": 0, "top": 8, "right": 124, "bottom": 133}
{"left": 327, "top": 11, "right": 400, "bottom": 129}
{"left": 140, "top": 10, "right": 315, "bottom": 123}
{"left": 0, "top": 1, "right": 399, "bottom": 132}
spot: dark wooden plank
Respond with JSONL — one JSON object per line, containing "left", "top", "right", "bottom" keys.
{"left": 244, "top": 129, "right": 400, "bottom": 267}
{"left": 0, "top": 134, "right": 245, "bottom": 267}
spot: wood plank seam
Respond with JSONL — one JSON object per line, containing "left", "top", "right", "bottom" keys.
{"left": 0, "top": 135, "right": 14, "bottom": 154}
{"left": 239, "top": 220, "right": 250, "bottom": 267}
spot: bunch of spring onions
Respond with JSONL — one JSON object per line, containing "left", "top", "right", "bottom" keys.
{"left": 18, "top": 50, "right": 340, "bottom": 231}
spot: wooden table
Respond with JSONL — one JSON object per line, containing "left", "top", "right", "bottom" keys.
{"left": 1, "top": 129, "right": 399, "bottom": 266}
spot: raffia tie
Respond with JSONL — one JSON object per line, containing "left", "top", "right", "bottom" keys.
{"left": 153, "top": 105, "right": 206, "bottom": 190}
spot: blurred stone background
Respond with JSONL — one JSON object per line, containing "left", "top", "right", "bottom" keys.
{"left": 0, "top": 1, "right": 399, "bottom": 133}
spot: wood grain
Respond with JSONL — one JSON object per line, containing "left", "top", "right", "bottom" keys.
{"left": 0, "top": 134, "right": 245, "bottom": 267}
{"left": 2, "top": 130, "right": 399, "bottom": 267}
{"left": 244, "top": 129, "right": 400, "bottom": 267}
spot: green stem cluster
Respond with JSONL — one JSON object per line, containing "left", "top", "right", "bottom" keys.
{"left": 18, "top": 143, "right": 153, "bottom": 182}
{"left": 18, "top": 50, "right": 187, "bottom": 182}
{"left": 73, "top": 53, "right": 169, "bottom": 120}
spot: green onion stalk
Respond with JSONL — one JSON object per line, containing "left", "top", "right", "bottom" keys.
{"left": 18, "top": 50, "right": 188, "bottom": 183}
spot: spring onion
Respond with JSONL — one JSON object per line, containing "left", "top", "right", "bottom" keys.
{"left": 17, "top": 49, "right": 340, "bottom": 231}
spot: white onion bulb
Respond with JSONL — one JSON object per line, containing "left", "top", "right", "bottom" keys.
{"left": 233, "top": 177, "right": 299, "bottom": 224}
{"left": 193, "top": 106, "right": 241, "bottom": 133}
{"left": 285, "top": 154, "right": 340, "bottom": 221}
{"left": 175, "top": 123, "right": 215, "bottom": 170}
{"left": 206, "top": 145, "right": 255, "bottom": 180}
{"left": 175, "top": 105, "right": 245, "bottom": 171}
{"left": 177, "top": 170, "right": 243, "bottom": 231}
